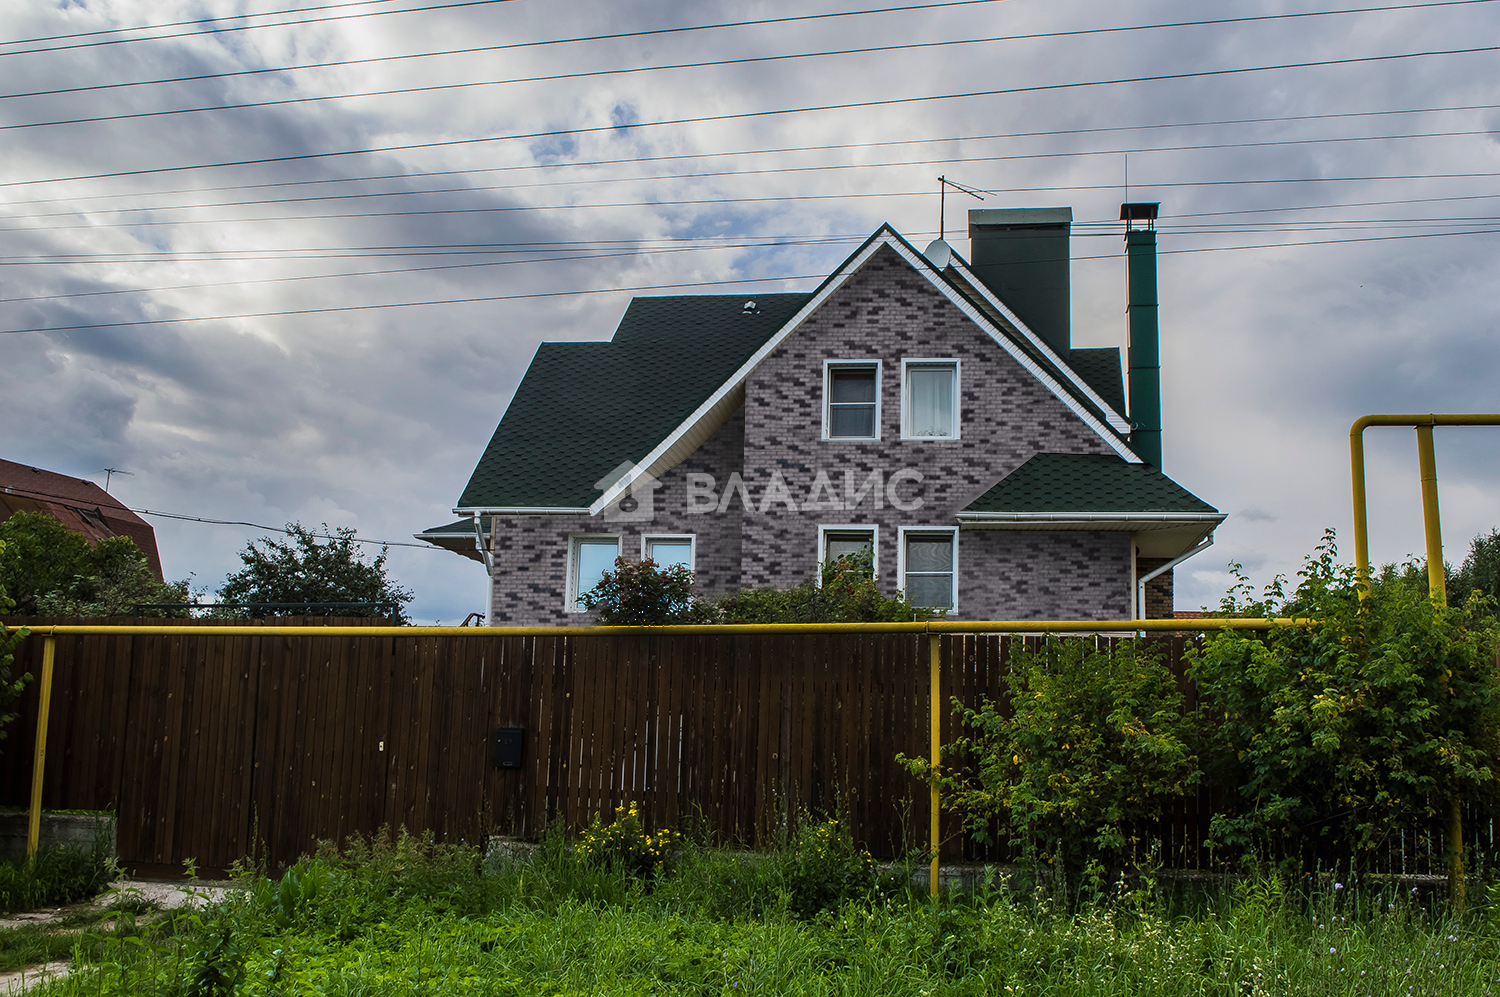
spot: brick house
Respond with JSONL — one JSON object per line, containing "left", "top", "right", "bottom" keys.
{"left": 420, "top": 206, "right": 1224, "bottom": 624}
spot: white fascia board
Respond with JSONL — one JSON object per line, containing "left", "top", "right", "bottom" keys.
{"left": 592, "top": 230, "right": 1140, "bottom": 515}
{"left": 956, "top": 511, "right": 1226, "bottom": 528}
{"left": 943, "top": 257, "right": 1134, "bottom": 436}
{"left": 454, "top": 506, "right": 591, "bottom": 516}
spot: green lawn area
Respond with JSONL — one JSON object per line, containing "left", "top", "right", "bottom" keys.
{"left": 23, "top": 822, "right": 1500, "bottom": 997}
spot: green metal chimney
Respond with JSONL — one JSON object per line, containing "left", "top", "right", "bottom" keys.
{"left": 1122, "top": 202, "right": 1161, "bottom": 468}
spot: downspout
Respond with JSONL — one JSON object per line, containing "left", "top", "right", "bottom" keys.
{"left": 472, "top": 514, "right": 495, "bottom": 626}
{"left": 1137, "top": 534, "right": 1214, "bottom": 621}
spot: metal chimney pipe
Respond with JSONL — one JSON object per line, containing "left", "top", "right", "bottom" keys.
{"left": 1122, "top": 203, "right": 1161, "bottom": 468}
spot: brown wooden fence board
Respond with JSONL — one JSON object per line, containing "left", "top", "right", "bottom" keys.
{"left": 1, "top": 621, "right": 1459, "bottom": 876}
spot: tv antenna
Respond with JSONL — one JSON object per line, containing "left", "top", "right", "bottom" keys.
{"left": 937, "top": 175, "right": 987, "bottom": 242}
{"left": 102, "top": 468, "right": 133, "bottom": 493}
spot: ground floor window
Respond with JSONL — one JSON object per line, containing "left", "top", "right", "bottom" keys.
{"left": 567, "top": 534, "right": 621, "bottom": 611}
{"left": 900, "top": 528, "right": 957, "bottom": 610}
{"left": 818, "top": 524, "right": 878, "bottom": 578}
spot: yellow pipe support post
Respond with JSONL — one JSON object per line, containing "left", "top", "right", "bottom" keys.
{"left": 27, "top": 637, "right": 56, "bottom": 862}
{"left": 929, "top": 632, "right": 941, "bottom": 898}
{"left": 1415, "top": 423, "right": 1446, "bottom": 605}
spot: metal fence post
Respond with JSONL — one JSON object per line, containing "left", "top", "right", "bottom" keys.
{"left": 929, "top": 631, "right": 940, "bottom": 898}
{"left": 27, "top": 636, "right": 56, "bottom": 861}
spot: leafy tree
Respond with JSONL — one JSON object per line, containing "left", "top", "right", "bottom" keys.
{"left": 216, "top": 523, "right": 414, "bottom": 623}
{"left": 0, "top": 539, "right": 33, "bottom": 756}
{"left": 716, "top": 549, "right": 933, "bottom": 624}
{"left": 580, "top": 557, "right": 716, "bottom": 624}
{"left": 904, "top": 639, "right": 1197, "bottom": 890}
{"left": 0, "top": 511, "right": 187, "bottom": 617}
{"left": 1188, "top": 530, "right": 1500, "bottom": 873}
{"left": 1449, "top": 528, "right": 1500, "bottom": 610}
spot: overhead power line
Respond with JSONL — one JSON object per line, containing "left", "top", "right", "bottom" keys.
{"left": 0, "top": 0, "right": 998, "bottom": 59}
{"left": 7, "top": 225, "right": 1500, "bottom": 337}
{"left": 8, "top": 42, "right": 1497, "bottom": 190}
{"left": 10, "top": 171, "right": 1500, "bottom": 236}
{"left": 3, "top": 0, "right": 1485, "bottom": 100}
{"left": 132, "top": 508, "right": 442, "bottom": 549}
{"left": 4, "top": 127, "right": 1492, "bottom": 223}
{"left": 9, "top": 101, "right": 1495, "bottom": 210}
{"left": 11, "top": 4, "right": 1499, "bottom": 131}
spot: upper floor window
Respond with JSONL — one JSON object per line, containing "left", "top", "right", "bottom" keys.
{"left": 902, "top": 359, "right": 960, "bottom": 440}
{"left": 823, "top": 361, "right": 881, "bottom": 440}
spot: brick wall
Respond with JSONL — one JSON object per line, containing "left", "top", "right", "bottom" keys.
{"left": 1136, "top": 557, "right": 1176, "bottom": 619}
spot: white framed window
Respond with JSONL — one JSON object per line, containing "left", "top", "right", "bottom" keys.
{"left": 566, "top": 534, "right": 621, "bottom": 612}
{"left": 641, "top": 534, "right": 695, "bottom": 572}
{"left": 901, "top": 358, "right": 960, "bottom": 440}
{"left": 817, "top": 524, "right": 879, "bottom": 581}
{"left": 822, "top": 360, "right": 882, "bottom": 440}
{"left": 898, "top": 527, "right": 958, "bottom": 611}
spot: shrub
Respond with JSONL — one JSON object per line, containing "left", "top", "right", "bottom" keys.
{"left": 781, "top": 816, "right": 876, "bottom": 917}
{"left": 581, "top": 558, "right": 716, "bottom": 624}
{"left": 575, "top": 803, "right": 680, "bottom": 880}
{"left": 0, "top": 824, "right": 116, "bottom": 913}
{"left": 717, "top": 549, "right": 934, "bottom": 624}
{"left": 906, "top": 638, "right": 1197, "bottom": 890}
{"left": 1189, "top": 529, "right": 1500, "bottom": 871}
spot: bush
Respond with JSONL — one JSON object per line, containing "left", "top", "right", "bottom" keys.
{"left": 781, "top": 816, "right": 876, "bottom": 917}
{"left": 908, "top": 638, "right": 1197, "bottom": 889}
{"left": 216, "top": 522, "right": 414, "bottom": 622}
{"left": 1189, "top": 529, "right": 1500, "bottom": 871}
{"left": 580, "top": 558, "right": 716, "bottom": 624}
{"left": 717, "top": 549, "right": 934, "bottom": 624}
{"left": 575, "top": 803, "right": 680, "bottom": 880}
{"left": 0, "top": 513, "right": 188, "bottom": 617}
{"left": 0, "top": 828, "right": 116, "bottom": 913}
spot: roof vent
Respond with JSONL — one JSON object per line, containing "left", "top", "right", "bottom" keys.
{"left": 742, "top": 300, "right": 758, "bottom": 314}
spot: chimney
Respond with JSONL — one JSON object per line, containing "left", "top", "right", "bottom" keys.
{"left": 1121, "top": 202, "right": 1161, "bottom": 468}
{"left": 967, "top": 207, "right": 1072, "bottom": 355}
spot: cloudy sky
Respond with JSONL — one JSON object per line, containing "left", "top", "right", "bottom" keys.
{"left": 2, "top": 0, "right": 1497, "bottom": 622}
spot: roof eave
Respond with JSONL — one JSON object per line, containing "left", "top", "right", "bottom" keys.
{"left": 956, "top": 511, "right": 1227, "bottom": 531}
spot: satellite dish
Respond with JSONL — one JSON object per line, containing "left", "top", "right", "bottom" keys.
{"left": 924, "top": 239, "right": 952, "bottom": 269}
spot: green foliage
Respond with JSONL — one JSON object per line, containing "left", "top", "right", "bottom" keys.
{"left": 717, "top": 548, "right": 935, "bottom": 623}
{"left": 907, "top": 639, "right": 1197, "bottom": 888}
{"left": 780, "top": 816, "right": 876, "bottom": 918}
{"left": 0, "top": 826, "right": 116, "bottom": 914}
{"left": 1189, "top": 529, "right": 1500, "bottom": 868}
{"left": 1449, "top": 527, "right": 1500, "bottom": 611}
{"left": 0, "top": 512, "right": 187, "bottom": 617}
{"left": 574, "top": 802, "right": 681, "bottom": 879}
{"left": 0, "top": 541, "right": 29, "bottom": 751}
{"left": 216, "top": 522, "right": 414, "bottom": 623}
{"left": 580, "top": 558, "right": 716, "bottom": 624}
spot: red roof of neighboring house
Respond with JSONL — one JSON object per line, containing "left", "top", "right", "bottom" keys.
{"left": 0, "top": 458, "right": 164, "bottom": 581}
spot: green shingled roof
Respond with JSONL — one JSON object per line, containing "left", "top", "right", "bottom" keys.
{"left": 963, "top": 453, "right": 1220, "bottom": 514}
{"left": 1068, "top": 347, "right": 1126, "bottom": 415}
{"left": 456, "top": 293, "right": 810, "bottom": 509}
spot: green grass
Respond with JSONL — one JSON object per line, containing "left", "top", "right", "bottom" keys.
{"left": 26, "top": 828, "right": 1500, "bottom": 996}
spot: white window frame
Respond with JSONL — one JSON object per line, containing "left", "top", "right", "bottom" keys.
{"left": 816, "top": 524, "right": 880, "bottom": 584}
{"left": 898, "top": 526, "right": 959, "bottom": 612}
{"left": 565, "top": 533, "right": 621, "bottom": 613}
{"left": 900, "top": 357, "right": 961, "bottom": 441}
{"left": 640, "top": 533, "right": 696, "bottom": 572}
{"left": 822, "top": 359, "right": 883, "bottom": 441}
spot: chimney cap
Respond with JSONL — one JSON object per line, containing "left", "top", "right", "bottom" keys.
{"left": 969, "top": 207, "right": 1072, "bottom": 228}
{"left": 1119, "top": 202, "right": 1160, "bottom": 221}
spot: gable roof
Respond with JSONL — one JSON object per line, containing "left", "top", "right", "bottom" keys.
{"left": 456, "top": 294, "right": 809, "bottom": 510}
{"left": 0, "top": 458, "right": 164, "bottom": 580}
{"left": 960, "top": 452, "right": 1221, "bottom": 517}
{"left": 451, "top": 223, "right": 1145, "bottom": 517}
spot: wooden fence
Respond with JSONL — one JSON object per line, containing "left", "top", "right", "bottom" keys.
{"left": 0, "top": 620, "right": 1486, "bottom": 877}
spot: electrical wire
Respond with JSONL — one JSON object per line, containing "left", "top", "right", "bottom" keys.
{"left": 4, "top": 127, "right": 1492, "bottom": 223}
{"left": 132, "top": 509, "right": 443, "bottom": 550}
{"left": 4, "top": 0, "right": 1485, "bottom": 98}
{"left": 10, "top": 171, "right": 1500, "bottom": 236}
{"left": 7, "top": 224, "right": 1500, "bottom": 337}
{"left": 3, "top": 0, "right": 417, "bottom": 45}
{"left": 9, "top": 42, "right": 1497, "bottom": 190}
{"left": 0, "top": 0, "right": 999, "bottom": 59}
{"left": 14, "top": 6, "right": 1500, "bottom": 131}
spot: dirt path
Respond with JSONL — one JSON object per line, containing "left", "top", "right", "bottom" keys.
{"left": 0, "top": 879, "right": 235, "bottom": 993}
